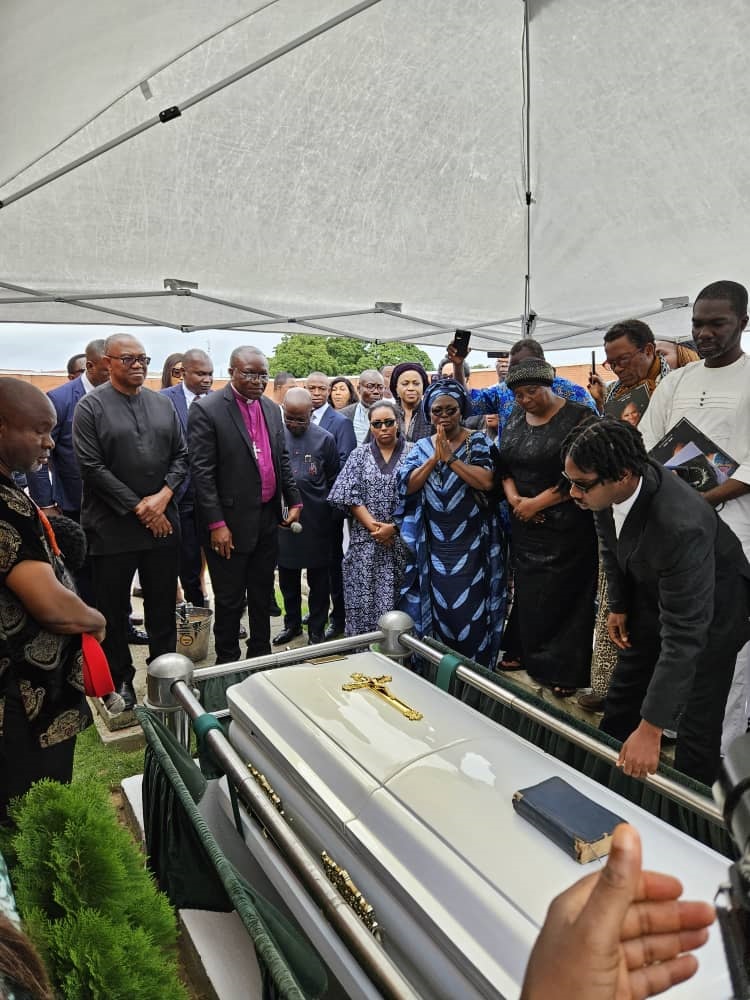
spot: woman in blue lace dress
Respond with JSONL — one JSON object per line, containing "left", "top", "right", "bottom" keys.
{"left": 328, "top": 401, "right": 412, "bottom": 635}
{"left": 396, "top": 380, "right": 505, "bottom": 667}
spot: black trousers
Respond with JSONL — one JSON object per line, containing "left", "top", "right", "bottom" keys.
{"left": 600, "top": 600, "right": 749, "bottom": 786}
{"left": 178, "top": 502, "right": 205, "bottom": 607}
{"left": 278, "top": 565, "right": 330, "bottom": 637}
{"left": 91, "top": 546, "right": 179, "bottom": 686}
{"left": 0, "top": 676, "right": 76, "bottom": 822}
{"left": 206, "top": 502, "right": 278, "bottom": 663}
{"left": 328, "top": 520, "right": 346, "bottom": 631}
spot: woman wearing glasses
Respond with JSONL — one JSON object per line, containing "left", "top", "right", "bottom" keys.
{"left": 498, "top": 359, "right": 597, "bottom": 697}
{"left": 327, "top": 400, "right": 411, "bottom": 636}
{"left": 396, "top": 380, "right": 505, "bottom": 668}
{"left": 161, "top": 352, "right": 185, "bottom": 389}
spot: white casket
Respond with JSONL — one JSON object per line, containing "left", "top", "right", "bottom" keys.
{"left": 225, "top": 650, "right": 731, "bottom": 1000}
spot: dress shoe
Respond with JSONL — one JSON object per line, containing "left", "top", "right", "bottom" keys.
{"left": 270, "top": 601, "right": 283, "bottom": 617}
{"left": 302, "top": 612, "right": 310, "bottom": 625}
{"left": 127, "top": 625, "right": 150, "bottom": 645}
{"left": 238, "top": 624, "right": 248, "bottom": 639}
{"left": 308, "top": 632, "right": 325, "bottom": 645}
{"left": 577, "top": 692, "right": 605, "bottom": 712}
{"left": 111, "top": 680, "right": 136, "bottom": 711}
{"left": 273, "top": 627, "right": 302, "bottom": 645}
{"left": 129, "top": 614, "right": 144, "bottom": 626}
{"left": 324, "top": 624, "right": 345, "bottom": 642}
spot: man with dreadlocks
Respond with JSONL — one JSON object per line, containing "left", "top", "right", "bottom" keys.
{"left": 561, "top": 416, "right": 750, "bottom": 785}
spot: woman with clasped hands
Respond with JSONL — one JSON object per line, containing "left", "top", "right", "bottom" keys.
{"left": 521, "top": 823, "right": 714, "bottom": 999}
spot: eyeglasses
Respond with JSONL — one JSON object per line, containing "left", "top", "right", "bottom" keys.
{"left": 430, "top": 405, "right": 459, "bottom": 417}
{"left": 284, "top": 414, "right": 309, "bottom": 425}
{"left": 603, "top": 348, "right": 644, "bottom": 372}
{"left": 171, "top": 367, "right": 184, "bottom": 377}
{"left": 106, "top": 354, "right": 151, "bottom": 367}
{"left": 561, "top": 471, "right": 605, "bottom": 493}
{"left": 234, "top": 371, "right": 269, "bottom": 383}
{"left": 361, "top": 382, "right": 384, "bottom": 392}
{"left": 370, "top": 418, "right": 397, "bottom": 429}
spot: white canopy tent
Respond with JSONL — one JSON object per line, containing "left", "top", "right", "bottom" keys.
{"left": 1, "top": 0, "right": 749, "bottom": 353}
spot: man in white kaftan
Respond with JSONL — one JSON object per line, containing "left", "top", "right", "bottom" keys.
{"left": 639, "top": 280, "right": 750, "bottom": 755}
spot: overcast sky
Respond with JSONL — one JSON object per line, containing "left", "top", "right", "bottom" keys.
{"left": 0, "top": 323, "right": 624, "bottom": 377}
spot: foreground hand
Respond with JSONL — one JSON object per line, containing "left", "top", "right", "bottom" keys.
{"left": 447, "top": 340, "right": 471, "bottom": 363}
{"left": 617, "top": 721, "right": 663, "bottom": 779}
{"left": 521, "top": 823, "right": 714, "bottom": 1000}
{"left": 89, "top": 626, "right": 107, "bottom": 644}
{"left": 210, "top": 525, "right": 234, "bottom": 559}
{"left": 135, "top": 492, "right": 169, "bottom": 527}
{"left": 279, "top": 506, "right": 302, "bottom": 528}
{"left": 607, "top": 611, "right": 631, "bottom": 649}
{"left": 148, "top": 514, "right": 173, "bottom": 539}
{"left": 434, "top": 425, "right": 455, "bottom": 464}
{"left": 587, "top": 373, "right": 605, "bottom": 411}
{"left": 513, "top": 497, "right": 540, "bottom": 522}
{"left": 370, "top": 521, "right": 396, "bottom": 547}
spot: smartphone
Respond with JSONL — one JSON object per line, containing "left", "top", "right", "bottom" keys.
{"left": 591, "top": 350, "right": 597, "bottom": 377}
{"left": 454, "top": 329, "right": 472, "bottom": 356}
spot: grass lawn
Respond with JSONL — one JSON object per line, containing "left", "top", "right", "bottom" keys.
{"left": 73, "top": 723, "right": 145, "bottom": 793}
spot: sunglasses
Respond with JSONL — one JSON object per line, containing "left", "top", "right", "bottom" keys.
{"left": 561, "top": 471, "right": 605, "bottom": 493}
{"left": 370, "top": 418, "right": 397, "bottom": 429}
{"left": 106, "top": 354, "right": 151, "bottom": 367}
{"left": 430, "top": 405, "right": 459, "bottom": 417}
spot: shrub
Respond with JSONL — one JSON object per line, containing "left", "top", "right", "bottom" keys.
{"left": 9, "top": 780, "right": 187, "bottom": 999}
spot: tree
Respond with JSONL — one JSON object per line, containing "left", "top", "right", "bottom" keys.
{"left": 268, "top": 334, "right": 433, "bottom": 377}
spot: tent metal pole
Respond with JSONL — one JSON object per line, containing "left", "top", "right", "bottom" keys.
{"left": 0, "top": 0, "right": 385, "bottom": 211}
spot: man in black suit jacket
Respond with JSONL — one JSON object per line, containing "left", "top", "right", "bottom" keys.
{"left": 189, "top": 347, "right": 301, "bottom": 662}
{"left": 562, "top": 417, "right": 750, "bottom": 785}
{"left": 161, "top": 348, "right": 214, "bottom": 607}
{"left": 306, "top": 371, "right": 357, "bottom": 638}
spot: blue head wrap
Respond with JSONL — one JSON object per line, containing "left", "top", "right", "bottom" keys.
{"left": 422, "top": 378, "right": 469, "bottom": 419}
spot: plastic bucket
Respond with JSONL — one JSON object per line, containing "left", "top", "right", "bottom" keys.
{"left": 175, "top": 605, "right": 213, "bottom": 662}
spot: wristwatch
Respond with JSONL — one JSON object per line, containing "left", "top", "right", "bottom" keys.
{"left": 444, "top": 453, "right": 457, "bottom": 466}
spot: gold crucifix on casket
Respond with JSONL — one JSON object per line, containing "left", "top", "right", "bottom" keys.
{"left": 341, "top": 673, "right": 423, "bottom": 721}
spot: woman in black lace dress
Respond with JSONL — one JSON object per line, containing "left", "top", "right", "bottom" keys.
{"left": 498, "top": 359, "right": 598, "bottom": 696}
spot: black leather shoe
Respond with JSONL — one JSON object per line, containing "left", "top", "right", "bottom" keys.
{"left": 238, "top": 624, "right": 248, "bottom": 639}
{"left": 127, "top": 625, "right": 149, "bottom": 645}
{"left": 308, "top": 632, "right": 325, "bottom": 645}
{"left": 270, "top": 601, "right": 283, "bottom": 617}
{"left": 302, "top": 612, "right": 310, "bottom": 625}
{"left": 324, "top": 624, "right": 345, "bottom": 641}
{"left": 273, "top": 627, "right": 302, "bottom": 645}
{"left": 114, "top": 680, "right": 136, "bottom": 711}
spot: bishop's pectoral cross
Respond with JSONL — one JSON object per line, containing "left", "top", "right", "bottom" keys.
{"left": 342, "top": 673, "right": 423, "bottom": 721}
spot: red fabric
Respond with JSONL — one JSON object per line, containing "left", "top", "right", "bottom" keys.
{"left": 81, "top": 633, "right": 115, "bottom": 697}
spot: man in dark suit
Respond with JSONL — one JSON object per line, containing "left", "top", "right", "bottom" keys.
{"left": 28, "top": 339, "right": 110, "bottom": 521}
{"left": 338, "top": 368, "right": 385, "bottom": 445}
{"left": 161, "top": 348, "right": 214, "bottom": 607}
{"left": 306, "top": 371, "right": 357, "bottom": 638}
{"left": 273, "top": 388, "right": 339, "bottom": 645}
{"left": 563, "top": 417, "right": 750, "bottom": 785}
{"left": 189, "top": 346, "right": 301, "bottom": 663}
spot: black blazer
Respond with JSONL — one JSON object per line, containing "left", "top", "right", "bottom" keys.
{"left": 188, "top": 386, "right": 301, "bottom": 553}
{"left": 595, "top": 460, "right": 750, "bottom": 728}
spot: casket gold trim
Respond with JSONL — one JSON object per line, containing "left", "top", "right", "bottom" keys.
{"left": 321, "top": 850, "right": 380, "bottom": 937}
{"left": 341, "top": 673, "right": 423, "bottom": 721}
{"left": 247, "top": 763, "right": 284, "bottom": 815}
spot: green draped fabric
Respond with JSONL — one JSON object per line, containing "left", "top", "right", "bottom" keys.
{"left": 136, "top": 709, "right": 328, "bottom": 1000}
{"left": 418, "top": 639, "right": 733, "bottom": 857}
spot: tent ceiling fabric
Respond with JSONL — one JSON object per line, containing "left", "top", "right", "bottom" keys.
{"left": 1, "top": 0, "right": 749, "bottom": 352}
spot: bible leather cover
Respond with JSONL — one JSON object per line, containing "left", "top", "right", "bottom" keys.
{"left": 512, "top": 776, "right": 624, "bottom": 864}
